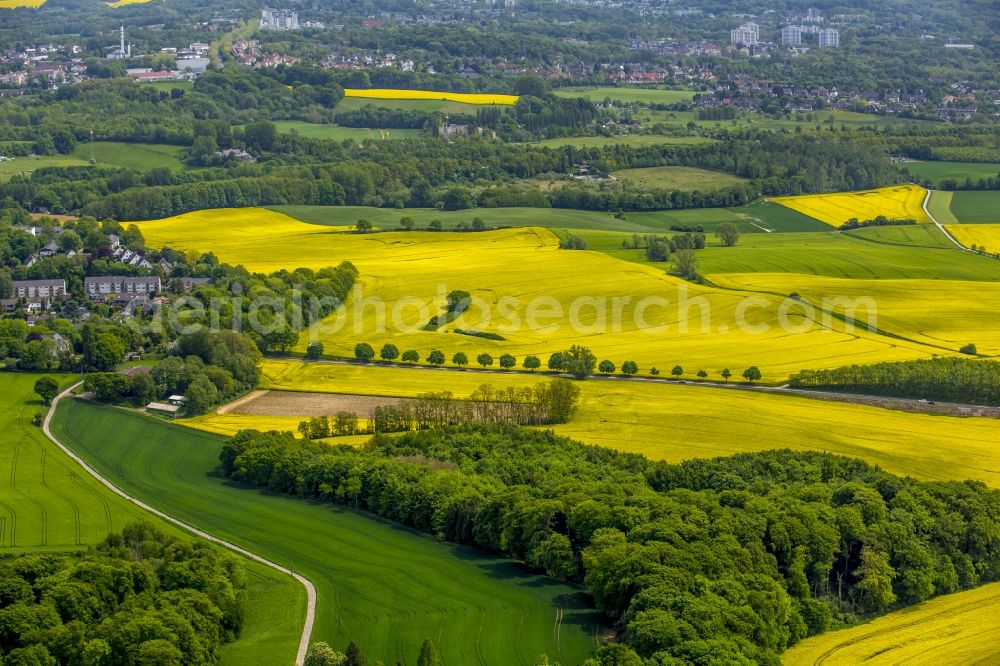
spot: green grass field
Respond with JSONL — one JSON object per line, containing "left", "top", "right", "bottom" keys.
{"left": 271, "top": 201, "right": 828, "bottom": 234}
{"left": 70, "top": 141, "right": 186, "bottom": 171}
{"left": 0, "top": 374, "right": 141, "bottom": 549}
{"left": 0, "top": 154, "right": 90, "bottom": 182}
{"left": 573, "top": 226, "right": 1000, "bottom": 281}
{"left": 272, "top": 121, "right": 422, "bottom": 142}
{"left": 610, "top": 166, "right": 746, "bottom": 191}
{"left": 528, "top": 135, "right": 714, "bottom": 149}
{"left": 927, "top": 190, "right": 960, "bottom": 225}
{"left": 947, "top": 190, "right": 1000, "bottom": 224}
{"left": 901, "top": 160, "right": 1000, "bottom": 185}
{"left": 141, "top": 80, "right": 194, "bottom": 93}
{"left": 333, "top": 95, "right": 492, "bottom": 115}
{"left": 0, "top": 143, "right": 185, "bottom": 181}
{"left": 53, "top": 399, "right": 601, "bottom": 665}
{"left": 624, "top": 200, "right": 829, "bottom": 232}
{"left": 553, "top": 86, "right": 697, "bottom": 105}
{"left": 0, "top": 374, "right": 304, "bottom": 665}
{"left": 631, "top": 108, "right": 933, "bottom": 133}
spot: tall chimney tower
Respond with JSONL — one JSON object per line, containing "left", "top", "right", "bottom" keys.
{"left": 120, "top": 21, "right": 125, "bottom": 57}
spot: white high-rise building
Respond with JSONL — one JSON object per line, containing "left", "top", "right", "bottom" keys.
{"left": 260, "top": 8, "right": 299, "bottom": 31}
{"left": 818, "top": 28, "right": 840, "bottom": 48}
{"left": 730, "top": 22, "right": 760, "bottom": 46}
{"left": 781, "top": 26, "right": 803, "bottom": 45}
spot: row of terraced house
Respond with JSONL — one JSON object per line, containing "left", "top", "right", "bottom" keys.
{"left": 3, "top": 276, "right": 163, "bottom": 312}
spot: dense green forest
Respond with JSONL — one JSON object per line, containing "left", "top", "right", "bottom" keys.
{"left": 789, "top": 358, "right": 1000, "bottom": 406}
{"left": 0, "top": 522, "right": 246, "bottom": 665}
{"left": 220, "top": 424, "right": 1000, "bottom": 664}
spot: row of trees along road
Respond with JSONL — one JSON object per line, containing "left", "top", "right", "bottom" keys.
{"left": 347, "top": 342, "right": 763, "bottom": 382}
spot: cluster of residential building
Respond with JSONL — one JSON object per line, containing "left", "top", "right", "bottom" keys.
{"left": 730, "top": 21, "right": 839, "bottom": 50}
{"left": 0, "top": 27, "right": 214, "bottom": 93}
{"left": 5, "top": 273, "right": 215, "bottom": 317}
{"left": 694, "top": 75, "right": 982, "bottom": 118}
{"left": 232, "top": 40, "right": 300, "bottom": 69}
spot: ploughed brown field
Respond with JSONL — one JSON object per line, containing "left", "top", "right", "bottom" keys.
{"left": 228, "top": 390, "right": 401, "bottom": 418}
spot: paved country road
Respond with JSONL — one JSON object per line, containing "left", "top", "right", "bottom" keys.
{"left": 42, "top": 383, "right": 317, "bottom": 666}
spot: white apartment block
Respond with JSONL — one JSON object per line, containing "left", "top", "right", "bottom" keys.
{"left": 730, "top": 23, "right": 760, "bottom": 46}
{"left": 13, "top": 279, "right": 66, "bottom": 300}
{"left": 84, "top": 276, "right": 161, "bottom": 301}
{"left": 781, "top": 26, "right": 803, "bottom": 45}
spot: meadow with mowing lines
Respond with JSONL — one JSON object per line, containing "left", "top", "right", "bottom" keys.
{"left": 0, "top": 374, "right": 141, "bottom": 550}
{"left": 71, "top": 141, "right": 186, "bottom": 171}
{"left": 946, "top": 224, "right": 1000, "bottom": 253}
{"left": 272, "top": 121, "right": 421, "bottom": 142}
{"left": 781, "top": 581, "right": 1000, "bottom": 665}
{"left": 947, "top": 190, "right": 1000, "bottom": 224}
{"left": 773, "top": 185, "right": 929, "bottom": 227}
{"left": 528, "top": 135, "right": 714, "bottom": 149}
{"left": 343, "top": 88, "right": 518, "bottom": 105}
{"left": 710, "top": 273, "right": 1000, "bottom": 355}
{"left": 901, "top": 160, "right": 1000, "bottom": 185}
{"left": 0, "top": 374, "right": 304, "bottom": 665}
{"left": 552, "top": 86, "right": 696, "bottom": 105}
{"left": 53, "top": 398, "right": 602, "bottom": 665}
{"left": 218, "top": 358, "right": 1000, "bottom": 488}
{"left": 610, "top": 165, "right": 746, "bottom": 191}
{"left": 134, "top": 209, "right": 937, "bottom": 379}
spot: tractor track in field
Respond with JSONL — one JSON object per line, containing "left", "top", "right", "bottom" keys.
{"left": 43, "top": 384, "right": 317, "bottom": 666}
{"left": 809, "top": 594, "right": 1000, "bottom": 665}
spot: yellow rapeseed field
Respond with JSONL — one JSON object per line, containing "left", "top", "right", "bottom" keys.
{"left": 135, "top": 209, "right": 935, "bottom": 380}
{"left": 710, "top": 272, "right": 1000, "bottom": 356}
{"left": 343, "top": 88, "right": 519, "bottom": 106}
{"left": 184, "top": 413, "right": 307, "bottom": 437}
{"left": 946, "top": 223, "right": 1000, "bottom": 254}
{"left": 781, "top": 581, "right": 1000, "bottom": 665}
{"left": 189, "top": 359, "right": 1000, "bottom": 488}
{"left": 105, "top": 0, "right": 154, "bottom": 5}
{"left": 774, "top": 185, "right": 929, "bottom": 227}
{"left": 0, "top": 0, "right": 45, "bottom": 7}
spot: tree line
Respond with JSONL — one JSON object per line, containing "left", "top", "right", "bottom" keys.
{"left": 299, "top": 379, "right": 580, "bottom": 440}
{"left": 789, "top": 357, "right": 999, "bottom": 406}
{"left": 0, "top": 522, "right": 246, "bottom": 665}
{"left": 220, "top": 423, "right": 1000, "bottom": 664}
{"left": 0, "top": 126, "right": 904, "bottom": 219}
